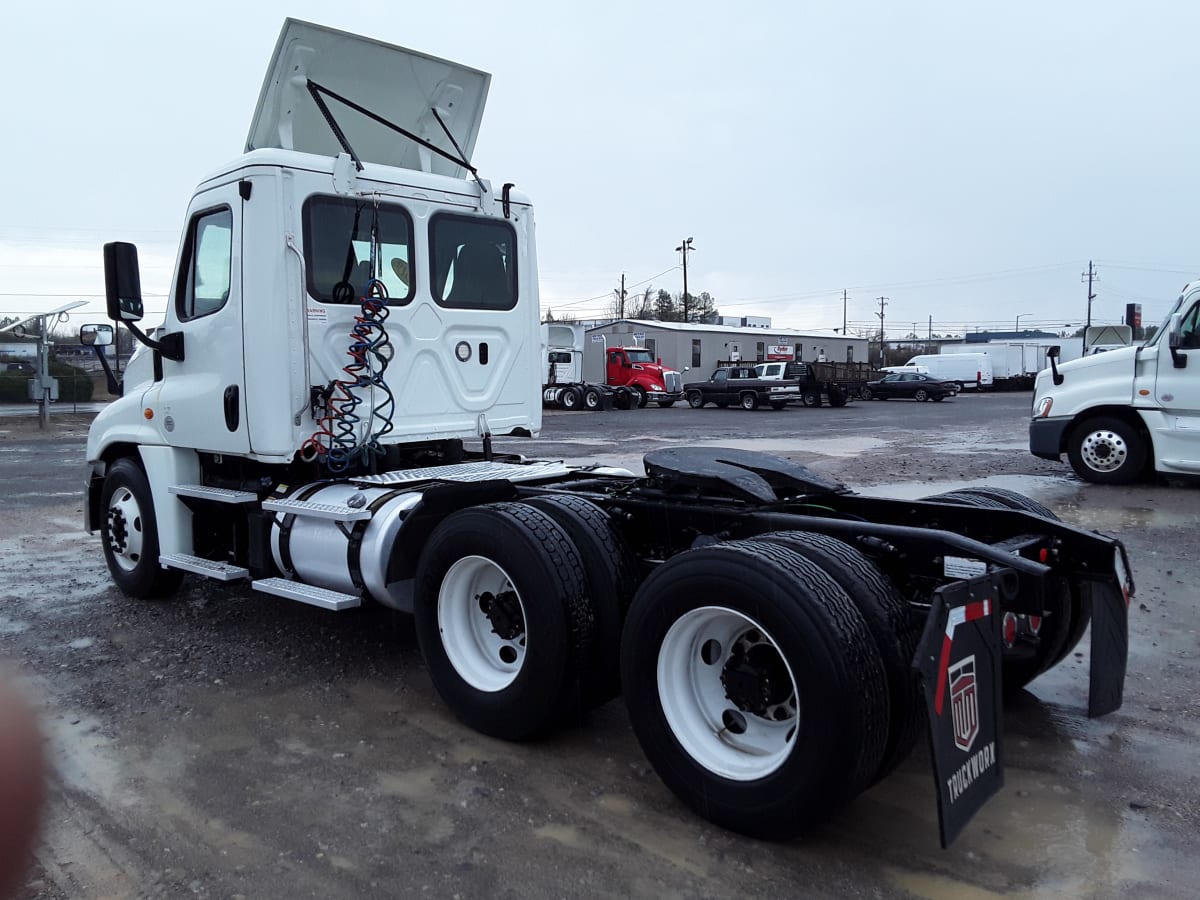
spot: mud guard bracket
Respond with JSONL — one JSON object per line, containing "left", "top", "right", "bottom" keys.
{"left": 914, "top": 572, "right": 1006, "bottom": 848}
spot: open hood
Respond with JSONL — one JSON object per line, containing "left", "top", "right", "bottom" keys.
{"left": 246, "top": 19, "right": 490, "bottom": 178}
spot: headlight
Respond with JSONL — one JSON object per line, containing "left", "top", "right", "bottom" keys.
{"left": 1034, "top": 397, "right": 1053, "bottom": 418}
{"left": 650, "top": 384, "right": 663, "bottom": 391}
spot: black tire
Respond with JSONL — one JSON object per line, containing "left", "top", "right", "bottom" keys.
{"left": 828, "top": 386, "right": 848, "bottom": 407}
{"left": 739, "top": 392, "right": 759, "bottom": 411}
{"left": 612, "top": 390, "right": 633, "bottom": 410}
{"left": 687, "top": 391, "right": 705, "bottom": 409}
{"left": 756, "top": 531, "right": 923, "bottom": 782}
{"left": 914, "top": 388, "right": 929, "bottom": 402}
{"left": 922, "top": 490, "right": 1075, "bottom": 691}
{"left": 769, "top": 400, "right": 787, "bottom": 410}
{"left": 523, "top": 496, "right": 639, "bottom": 707}
{"left": 859, "top": 386, "right": 874, "bottom": 400}
{"left": 656, "top": 399, "right": 677, "bottom": 409}
{"left": 414, "top": 503, "right": 593, "bottom": 740}
{"left": 100, "top": 458, "right": 184, "bottom": 599}
{"left": 954, "top": 381, "right": 965, "bottom": 392}
{"left": 583, "top": 387, "right": 602, "bottom": 410}
{"left": 620, "top": 540, "right": 889, "bottom": 840}
{"left": 633, "top": 386, "right": 649, "bottom": 408}
{"left": 801, "top": 389, "right": 821, "bottom": 408}
{"left": 560, "top": 386, "right": 583, "bottom": 411}
{"left": 1066, "top": 416, "right": 1148, "bottom": 485}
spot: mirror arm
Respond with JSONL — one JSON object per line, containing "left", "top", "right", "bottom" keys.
{"left": 1169, "top": 346, "right": 1187, "bottom": 369}
{"left": 89, "top": 345, "right": 123, "bottom": 397}
{"left": 125, "top": 321, "right": 185, "bottom": 362}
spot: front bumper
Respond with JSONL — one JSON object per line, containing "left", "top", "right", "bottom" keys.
{"left": 1029, "top": 417, "right": 1071, "bottom": 460}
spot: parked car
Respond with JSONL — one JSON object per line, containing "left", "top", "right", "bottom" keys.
{"left": 3, "top": 361, "right": 35, "bottom": 375}
{"left": 860, "top": 372, "right": 957, "bottom": 401}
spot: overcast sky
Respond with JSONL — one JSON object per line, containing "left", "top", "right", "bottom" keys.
{"left": 3, "top": 1, "right": 1198, "bottom": 339}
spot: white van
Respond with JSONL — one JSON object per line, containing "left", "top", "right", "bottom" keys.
{"left": 904, "top": 353, "right": 993, "bottom": 390}
{"left": 879, "top": 365, "right": 929, "bottom": 376}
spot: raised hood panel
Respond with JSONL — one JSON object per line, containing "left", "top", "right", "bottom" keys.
{"left": 246, "top": 19, "right": 490, "bottom": 178}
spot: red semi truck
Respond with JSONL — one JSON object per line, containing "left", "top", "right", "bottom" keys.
{"left": 602, "top": 346, "right": 684, "bottom": 408}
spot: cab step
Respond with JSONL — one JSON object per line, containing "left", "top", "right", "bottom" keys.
{"left": 169, "top": 484, "right": 258, "bottom": 503}
{"left": 261, "top": 498, "right": 372, "bottom": 521}
{"left": 252, "top": 577, "right": 361, "bottom": 611}
{"left": 159, "top": 553, "right": 250, "bottom": 581}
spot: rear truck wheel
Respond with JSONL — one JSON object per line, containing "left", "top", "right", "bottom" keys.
{"left": 523, "top": 495, "right": 638, "bottom": 707}
{"left": 559, "top": 386, "right": 583, "bottom": 410}
{"left": 612, "top": 389, "right": 633, "bottom": 410}
{"left": 656, "top": 399, "right": 678, "bottom": 408}
{"left": 859, "top": 386, "right": 874, "bottom": 400}
{"left": 620, "top": 540, "right": 889, "bottom": 840}
{"left": 100, "top": 458, "right": 184, "bottom": 599}
{"left": 739, "top": 392, "right": 759, "bottom": 411}
{"left": 1067, "top": 416, "right": 1148, "bottom": 485}
{"left": 414, "top": 503, "right": 594, "bottom": 740}
{"left": 827, "top": 386, "right": 848, "bottom": 407}
{"left": 769, "top": 400, "right": 787, "bottom": 410}
{"left": 756, "top": 531, "right": 923, "bottom": 782}
{"left": 633, "top": 386, "right": 649, "bottom": 408}
{"left": 914, "top": 388, "right": 929, "bottom": 402}
{"left": 922, "top": 490, "right": 1075, "bottom": 691}
{"left": 801, "top": 388, "right": 822, "bottom": 407}
{"left": 583, "top": 387, "right": 602, "bottom": 410}
{"left": 954, "top": 381, "right": 965, "bottom": 392}
{"left": 687, "top": 391, "right": 705, "bottom": 409}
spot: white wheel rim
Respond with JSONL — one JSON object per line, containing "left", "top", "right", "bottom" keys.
{"left": 106, "top": 486, "right": 144, "bottom": 572}
{"left": 657, "top": 606, "right": 798, "bottom": 781}
{"left": 438, "top": 556, "right": 527, "bottom": 692}
{"left": 1081, "top": 429, "right": 1128, "bottom": 473}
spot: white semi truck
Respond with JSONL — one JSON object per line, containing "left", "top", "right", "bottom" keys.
{"left": 1030, "top": 288, "right": 1200, "bottom": 483}
{"left": 81, "top": 20, "right": 1133, "bottom": 847}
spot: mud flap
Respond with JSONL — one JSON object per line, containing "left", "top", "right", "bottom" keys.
{"left": 1088, "top": 544, "right": 1133, "bottom": 718}
{"left": 914, "top": 573, "right": 1006, "bottom": 848}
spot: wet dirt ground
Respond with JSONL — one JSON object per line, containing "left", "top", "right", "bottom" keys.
{"left": 1, "top": 395, "right": 1198, "bottom": 899}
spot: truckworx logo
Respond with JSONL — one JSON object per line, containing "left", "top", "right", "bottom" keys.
{"left": 948, "top": 655, "right": 979, "bottom": 752}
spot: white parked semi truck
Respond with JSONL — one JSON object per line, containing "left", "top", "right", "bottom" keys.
{"left": 1030, "top": 288, "right": 1200, "bottom": 483}
{"left": 82, "top": 20, "right": 1133, "bottom": 847}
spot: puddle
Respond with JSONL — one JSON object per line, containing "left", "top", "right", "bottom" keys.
{"left": 1060, "top": 505, "right": 1200, "bottom": 530}
{"left": 858, "top": 474, "right": 1080, "bottom": 505}
{"left": 0, "top": 616, "right": 31, "bottom": 635}
{"left": 69, "top": 637, "right": 96, "bottom": 649}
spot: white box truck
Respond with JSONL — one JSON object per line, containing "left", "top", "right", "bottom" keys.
{"left": 1030, "top": 293, "right": 1200, "bottom": 483}
{"left": 903, "top": 353, "right": 993, "bottom": 390}
{"left": 76, "top": 18, "right": 1133, "bottom": 848}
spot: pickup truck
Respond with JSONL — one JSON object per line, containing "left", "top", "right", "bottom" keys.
{"left": 684, "top": 366, "right": 801, "bottom": 410}
{"left": 753, "top": 361, "right": 869, "bottom": 407}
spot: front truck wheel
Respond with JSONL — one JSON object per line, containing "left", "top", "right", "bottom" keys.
{"left": 414, "top": 503, "right": 594, "bottom": 740}
{"left": 687, "top": 391, "right": 705, "bottom": 409}
{"left": 100, "top": 458, "right": 184, "bottom": 599}
{"left": 620, "top": 540, "right": 889, "bottom": 840}
{"left": 1067, "top": 416, "right": 1148, "bottom": 484}
{"left": 923, "top": 489, "right": 1079, "bottom": 691}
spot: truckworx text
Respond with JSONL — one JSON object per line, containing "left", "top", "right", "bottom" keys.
{"left": 81, "top": 19, "right": 1133, "bottom": 848}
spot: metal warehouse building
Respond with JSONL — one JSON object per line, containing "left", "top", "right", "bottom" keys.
{"left": 582, "top": 319, "right": 867, "bottom": 381}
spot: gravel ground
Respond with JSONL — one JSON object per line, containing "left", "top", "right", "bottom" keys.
{"left": 1, "top": 396, "right": 1197, "bottom": 899}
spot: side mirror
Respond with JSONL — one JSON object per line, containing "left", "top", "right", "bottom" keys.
{"left": 80, "top": 323, "right": 114, "bottom": 346}
{"left": 1046, "top": 345, "right": 1060, "bottom": 360}
{"left": 103, "top": 242, "right": 145, "bottom": 322}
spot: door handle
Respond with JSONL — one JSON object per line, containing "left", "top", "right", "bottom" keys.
{"left": 223, "top": 385, "right": 240, "bottom": 432}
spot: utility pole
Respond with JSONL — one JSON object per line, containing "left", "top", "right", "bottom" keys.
{"left": 875, "top": 296, "right": 888, "bottom": 365}
{"left": 1082, "top": 260, "right": 1098, "bottom": 353}
{"left": 927, "top": 315, "right": 932, "bottom": 342}
{"left": 842, "top": 288, "right": 848, "bottom": 335}
{"left": 675, "top": 237, "right": 694, "bottom": 322}
{"left": 617, "top": 273, "right": 627, "bottom": 318}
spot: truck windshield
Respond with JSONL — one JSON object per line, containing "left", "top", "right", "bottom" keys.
{"left": 625, "top": 350, "right": 654, "bottom": 363}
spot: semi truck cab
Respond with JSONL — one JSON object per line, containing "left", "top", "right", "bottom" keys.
{"left": 1030, "top": 283, "right": 1200, "bottom": 482}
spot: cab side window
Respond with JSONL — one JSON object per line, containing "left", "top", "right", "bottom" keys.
{"left": 1180, "top": 303, "right": 1200, "bottom": 348}
{"left": 177, "top": 207, "right": 233, "bottom": 321}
